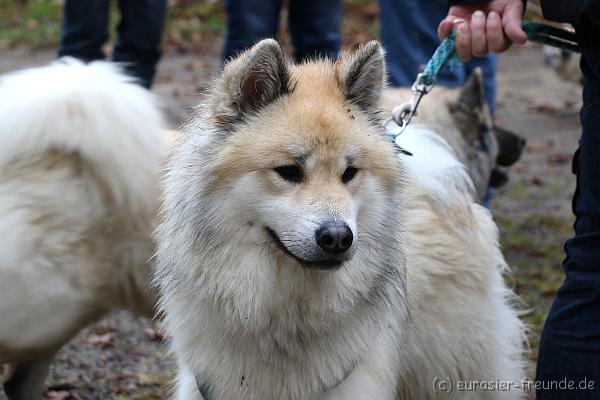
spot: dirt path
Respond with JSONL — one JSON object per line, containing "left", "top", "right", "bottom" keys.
{"left": 0, "top": 43, "right": 582, "bottom": 399}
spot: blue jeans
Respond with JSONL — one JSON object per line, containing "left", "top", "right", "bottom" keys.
{"left": 222, "top": 0, "right": 341, "bottom": 63}
{"left": 379, "top": 0, "right": 497, "bottom": 116}
{"left": 536, "top": 50, "right": 600, "bottom": 398}
{"left": 58, "top": 0, "right": 167, "bottom": 88}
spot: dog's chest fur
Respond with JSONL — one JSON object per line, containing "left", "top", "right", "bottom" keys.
{"left": 168, "top": 250, "right": 404, "bottom": 400}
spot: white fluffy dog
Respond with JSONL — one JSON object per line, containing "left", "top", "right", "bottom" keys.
{"left": 0, "top": 59, "right": 165, "bottom": 399}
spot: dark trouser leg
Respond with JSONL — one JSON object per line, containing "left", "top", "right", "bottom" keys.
{"left": 112, "top": 0, "right": 167, "bottom": 88}
{"left": 288, "top": 0, "right": 341, "bottom": 62}
{"left": 221, "top": 0, "right": 282, "bottom": 63}
{"left": 536, "top": 49, "right": 600, "bottom": 399}
{"left": 58, "top": 0, "right": 109, "bottom": 61}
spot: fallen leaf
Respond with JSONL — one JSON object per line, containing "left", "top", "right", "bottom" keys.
{"left": 515, "top": 283, "right": 531, "bottom": 295}
{"left": 86, "top": 332, "right": 115, "bottom": 348}
{"left": 528, "top": 103, "right": 558, "bottom": 114}
{"left": 144, "top": 328, "right": 165, "bottom": 342}
{"left": 44, "top": 391, "right": 81, "bottom": 400}
{"left": 514, "top": 162, "right": 529, "bottom": 173}
{"left": 531, "top": 176, "right": 544, "bottom": 186}
{"left": 546, "top": 152, "right": 571, "bottom": 165}
{"left": 137, "top": 372, "right": 165, "bottom": 386}
{"left": 526, "top": 140, "right": 554, "bottom": 153}
{"left": 112, "top": 386, "right": 132, "bottom": 394}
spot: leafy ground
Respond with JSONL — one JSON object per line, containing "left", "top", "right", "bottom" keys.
{"left": 0, "top": 1, "right": 582, "bottom": 398}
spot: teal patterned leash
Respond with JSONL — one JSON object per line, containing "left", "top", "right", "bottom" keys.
{"left": 388, "top": 21, "right": 580, "bottom": 136}
{"left": 522, "top": 21, "right": 579, "bottom": 53}
{"left": 420, "top": 30, "right": 462, "bottom": 87}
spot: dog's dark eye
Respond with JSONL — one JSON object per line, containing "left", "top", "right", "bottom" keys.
{"left": 274, "top": 165, "right": 303, "bottom": 183}
{"left": 341, "top": 167, "right": 358, "bottom": 184}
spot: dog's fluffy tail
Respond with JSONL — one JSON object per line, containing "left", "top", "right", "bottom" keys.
{"left": 0, "top": 57, "right": 165, "bottom": 212}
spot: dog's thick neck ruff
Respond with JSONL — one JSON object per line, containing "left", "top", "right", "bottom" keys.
{"left": 195, "top": 362, "right": 357, "bottom": 399}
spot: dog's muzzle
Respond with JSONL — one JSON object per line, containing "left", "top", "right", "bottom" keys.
{"left": 266, "top": 227, "right": 352, "bottom": 270}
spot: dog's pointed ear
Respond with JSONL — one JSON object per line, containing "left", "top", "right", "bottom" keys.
{"left": 455, "top": 68, "right": 485, "bottom": 110}
{"left": 449, "top": 69, "right": 493, "bottom": 145}
{"left": 211, "top": 39, "right": 291, "bottom": 126}
{"left": 337, "top": 41, "right": 386, "bottom": 120}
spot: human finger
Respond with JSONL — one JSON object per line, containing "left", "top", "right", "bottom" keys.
{"left": 455, "top": 21, "right": 472, "bottom": 61}
{"left": 502, "top": 1, "right": 528, "bottom": 44}
{"left": 438, "top": 15, "right": 457, "bottom": 39}
{"left": 487, "top": 11, "right": 510, "bottom": 52}
{"left": 470, "top": 10, "right": 488, "bottom": 57}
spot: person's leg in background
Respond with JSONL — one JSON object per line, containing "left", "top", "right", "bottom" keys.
{"left": 288, "top": 0, "right": 342, "bottom": 62}
{"left": 380, "top": 0, "right": 454, "bottom": 86}
{"left": 536, "top": 49, "right": 600, "bottom": 399}
{"left": 221, "top": 0, "right": 282, "bottom": 63}
{"left": 379, "top": 0, "right": 496, "bottom": 114}
{"left": 58, "top": 0, "right": 110, "bottom": 62}
{"left": 113, "top": 0, "right": 167, "bottom": 88}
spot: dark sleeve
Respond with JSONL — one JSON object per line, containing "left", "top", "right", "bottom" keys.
{"left": 542, "top": 0, "right": 600, "bottom": 25}
{"left": 447, "top": 0, "right": 598, "bottom": 26}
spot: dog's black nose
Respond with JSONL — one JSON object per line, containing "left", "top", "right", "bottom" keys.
{"left": 316, "top": 222, "right": 353, "bottom": 254}
{"left": 519, "top": 137, "right": 527, "bottom": 150}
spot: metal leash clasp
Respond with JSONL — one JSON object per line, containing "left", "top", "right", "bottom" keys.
{"left": 390, "top": 72, "right": 433, "bottom": 135}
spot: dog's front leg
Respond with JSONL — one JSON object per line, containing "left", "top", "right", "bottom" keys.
{"left": 174, "top": 367, "right": 205, "bottom": 400}
{"left": 321, "top": 365, "right": 397, "bottom": 400}
{"left": 321, "top": 347, "right": 398, "bottom": 400}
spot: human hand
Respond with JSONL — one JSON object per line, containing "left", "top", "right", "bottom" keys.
{"left": 437, "top": 0, "right": 527, "bottom": 61}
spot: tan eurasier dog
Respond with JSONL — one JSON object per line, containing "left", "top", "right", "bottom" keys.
{"left": 155, "top": 39, "right": 526, "bottom": 399}
{"left": 0, "top": 59, "right": 165, "bottom": 400}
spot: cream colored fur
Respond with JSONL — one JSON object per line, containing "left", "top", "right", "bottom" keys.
{"left": 396, "top": 126, "right": 526, "bottom": 398}
{"left": 155, "top": 40, "right": 526, "bottom": 400}
{"left": 0, "top": 58, "right": 165, "bottom": 399}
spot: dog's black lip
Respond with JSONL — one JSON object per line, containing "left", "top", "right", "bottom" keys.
{"left": 266, "top": 227, "right": 343, "bottom": 271}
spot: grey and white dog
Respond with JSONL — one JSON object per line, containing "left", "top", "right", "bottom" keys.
{"left": 383, "top": 72, "right": 526, "bottom": 201}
